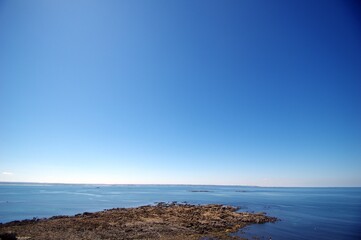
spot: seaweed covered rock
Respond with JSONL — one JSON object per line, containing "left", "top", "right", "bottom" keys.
{"left": 0, "top": 203, "right": 277, "bottom": 240}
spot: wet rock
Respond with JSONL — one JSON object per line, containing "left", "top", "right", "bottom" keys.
{"left": 0, "top": 233, "right": 17, "bottom": 240}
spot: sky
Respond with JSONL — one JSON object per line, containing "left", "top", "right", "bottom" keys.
{"left": 0, "top": 0, "right": 360, "bottom": 187}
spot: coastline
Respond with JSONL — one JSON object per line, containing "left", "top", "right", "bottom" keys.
{"left": 0, "top": 202, "right": 277, "bottom": 240}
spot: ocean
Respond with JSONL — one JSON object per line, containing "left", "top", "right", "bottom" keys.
{"left": 0, "top": 183, "right": 360, "bottom": 240}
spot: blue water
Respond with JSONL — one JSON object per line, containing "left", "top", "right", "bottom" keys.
{"left": 0, "top": 184, "right": 360, "bottom": 240}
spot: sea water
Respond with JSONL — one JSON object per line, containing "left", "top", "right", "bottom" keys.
{"left": 0, "top": 183, "right": 360, "bottom": 240}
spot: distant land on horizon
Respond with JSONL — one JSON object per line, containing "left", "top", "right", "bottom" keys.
{"left": 1, "top": 181, "right": 360, "bottom": 188}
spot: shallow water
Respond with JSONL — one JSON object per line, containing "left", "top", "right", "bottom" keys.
{"left": 0, "top": 183, "right": 360, "bottom": 239}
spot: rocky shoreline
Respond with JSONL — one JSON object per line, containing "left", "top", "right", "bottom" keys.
{"left": 0, "top": 203, "right": 277, "bottom": 240}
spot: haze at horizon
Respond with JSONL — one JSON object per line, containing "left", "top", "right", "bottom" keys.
{"left": 0, "top": 0, "right": 360, "bottom": 187}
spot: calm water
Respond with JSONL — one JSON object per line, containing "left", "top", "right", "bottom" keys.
{"left": 0, "top": 184, "right": 360, "bottom": 240}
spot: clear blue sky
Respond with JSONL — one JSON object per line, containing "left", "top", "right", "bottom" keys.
{"left": 1, "top": 0, "right": 360, "bottom": 186}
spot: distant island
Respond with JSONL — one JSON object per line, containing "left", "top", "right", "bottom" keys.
{"left": 0, "top": 202, "right": 277, "bottom": 240}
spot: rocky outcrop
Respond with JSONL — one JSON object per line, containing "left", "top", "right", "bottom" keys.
{"left": 0, "top": 203, "right": 277, "bottom": 240}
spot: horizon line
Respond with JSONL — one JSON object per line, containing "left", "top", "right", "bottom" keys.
{"left": 0, "top": 181, "right": 360, "bottom": 188}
